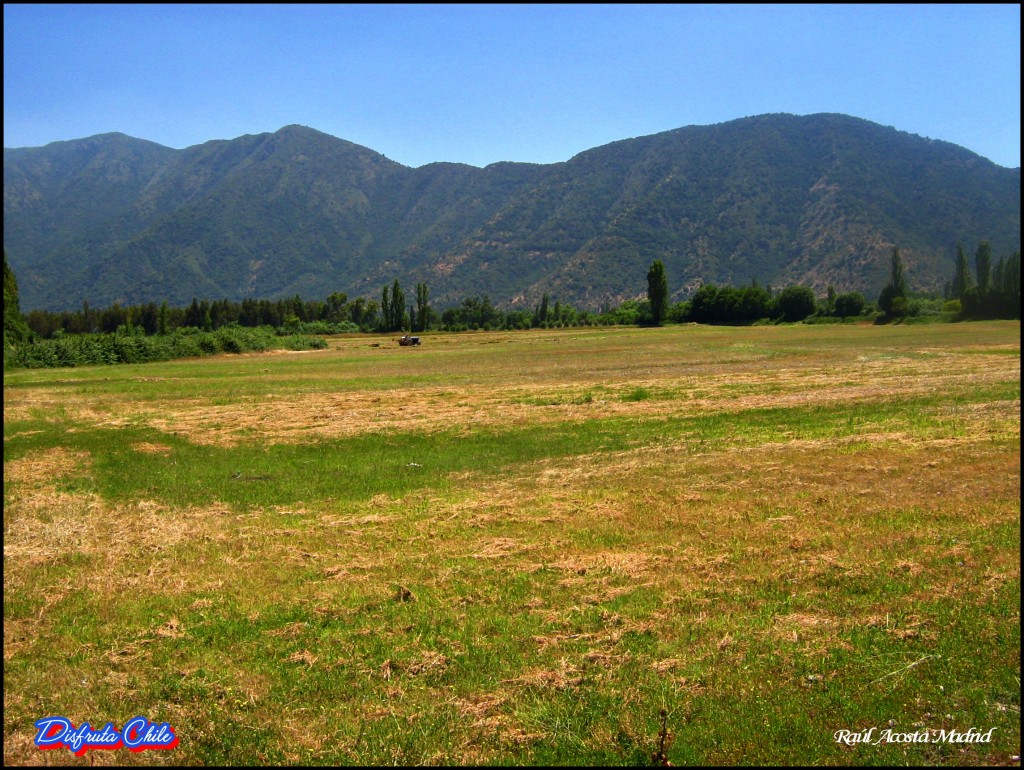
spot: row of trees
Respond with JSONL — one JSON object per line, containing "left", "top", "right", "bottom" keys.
{"left": 20, "top": 279, "right": 851, "bottom": 342}
{"left": 4, "top": 251, "right": 324, "bottom": 370}
{"left": 10, "top": 243, "right": 1019, "bottom": 349}
{"left": 23, "top": 292, "right": 381, "bottom": 339}
{"left": 945, "top": 241, "right": 1020, "bottom": 319}
{"left": 380, "top": 280, "right": 433, "bottom": 332}
{"left": 649, "top": 242, "right": 1017, "bottom": 327}
{"left": 876, "top": 241, "right": 1019, "bottom": 321}
{"left": 11, "top": 272, "right": 890, "bottom": 343}
{"left": 646, "top": 259, "right": 867, "bottom": 325}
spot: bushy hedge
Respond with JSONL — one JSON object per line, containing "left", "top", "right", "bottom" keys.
{"left": 5, "top": 324, "right": 326, "bottom": 370}
{"left": 279, "top": 319, "right": 361, "bottom": 336}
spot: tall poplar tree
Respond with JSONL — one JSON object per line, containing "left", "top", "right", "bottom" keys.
{"left": 647, "top": 260, "right": 669, "bottom": 326}
{"left": 414, "top": 282, "right": 430, "bottom": 332}
{"left": 381, "top": 285, "right": 392, "bottom": 331}
{"left": 390, "top": 279, "right": 406, "bottom": 331}
{"left": 878, "top": 247, "right": 908, "bottom": 317}
{"left": 534, "top": 293, "right": 549, "bottom": 327}
{"left": 975, "top": 240, "right": 993, "bottom": 293}
{"left": 951, "top": 243, "right": 974, "bottom": 299}
{"left": 158, "top": 301, "right": 169, "bottom": 335}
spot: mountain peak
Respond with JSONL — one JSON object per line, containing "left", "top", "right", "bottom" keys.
{"left": 274, "top": 124, "right": 327, "bottom": 137}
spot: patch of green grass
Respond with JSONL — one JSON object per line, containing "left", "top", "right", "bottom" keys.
{"left": 3, "top": 379, "right": 1017, "bottom": 516}
{"left": 620, "top": 386, "right": 652, "bottom": 402}
{"left": 514, "top": 390, "right": 597, "bottom": 406}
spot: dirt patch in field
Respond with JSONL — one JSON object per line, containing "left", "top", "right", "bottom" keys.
{"left": 503, "top": 661, "right": 585, "bottom": 691}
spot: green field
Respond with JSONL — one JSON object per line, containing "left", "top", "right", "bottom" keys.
{"left": 3, "top": 322, "right": 1020, "bottom": 765}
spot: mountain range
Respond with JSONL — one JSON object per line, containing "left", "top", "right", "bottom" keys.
{"left": 4, "top": 113, "right": 1020, "bottom": 312}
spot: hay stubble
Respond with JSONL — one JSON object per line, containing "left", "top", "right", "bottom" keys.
{"left": 3, "top": 322, "right": 1019, "bottom": 765}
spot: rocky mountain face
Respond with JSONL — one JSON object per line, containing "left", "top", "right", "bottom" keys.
{"left": 4, "top": 114, "right": 1019, "bottom": 311}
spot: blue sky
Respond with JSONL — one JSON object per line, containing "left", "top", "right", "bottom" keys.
{"left": 4, "top": 4, "right": 1020, "bottom": 168}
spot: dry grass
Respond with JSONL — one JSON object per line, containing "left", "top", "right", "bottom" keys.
{"left": 73, "top": 354, "right": 1021, "bottom": 446}
{"left": 4, "top": 326, "right": 1018, "bottom": 447}
{"left": 3, "top": 447, "right": 92, "bottom": 485}
{"left": 3, "top": 322, "right": 1019, "bottom": 765}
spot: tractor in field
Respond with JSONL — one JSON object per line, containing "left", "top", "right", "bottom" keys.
{"left": 398, "top": 335, "right": 421, "bottom": 346}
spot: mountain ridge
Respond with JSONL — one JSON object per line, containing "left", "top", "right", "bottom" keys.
{"left": 4, "top": 113, "right": 1020, "bottom": 312}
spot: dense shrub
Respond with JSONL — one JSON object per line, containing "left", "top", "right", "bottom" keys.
{"left": 833, "top": 292, "right": 867, "bottom": 318}
{"left": 686, "top": 283, "right": 775, "bottom": 324}
{"left": 774, "top": 286, "right": 817, "bottom": 322}
{"left": 6, "top": 326, "right": 325, "bottom": 369}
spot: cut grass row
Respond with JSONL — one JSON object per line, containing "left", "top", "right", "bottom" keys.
{"left": 3, "top": 381, "right": 1019, "bottom": 510}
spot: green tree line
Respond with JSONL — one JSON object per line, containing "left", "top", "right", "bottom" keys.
{"left": 943, "top": 241, "right": 1021, "bottom": 320}
{"left": 10, "top": 272, "right": 865, "bottom": 344}
{"left": 21, "top": 292, "right": 384, "bottom": 339}
{"left": 6, "top": 240, "right": 1018, "bottom": 370}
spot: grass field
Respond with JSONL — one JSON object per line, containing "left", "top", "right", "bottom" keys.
{"left": 3, "top": 321, "right": 1020, "bottom": 766}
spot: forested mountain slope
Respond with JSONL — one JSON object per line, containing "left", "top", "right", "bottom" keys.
{"left": 4, "top": 114, "right": 1019, "bottom": 311}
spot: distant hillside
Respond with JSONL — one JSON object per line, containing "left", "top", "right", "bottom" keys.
{"left": 4, "top": 114, "right": 1019, "bottom": 312}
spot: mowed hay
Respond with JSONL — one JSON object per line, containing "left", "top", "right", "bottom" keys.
{"left": 2, "top": 323, "right": 1019, "bottom": 765}
{"left": 3, "top": 446, "right": 91, "bottom": 485}
{"left": 4, "top": 446, "right": 239, "bottom": 596}
{"left": 3, "top": 330, "right": 1018, "bottom": 447}
{"left": 90, "top": 353, "right": 1024, "bottom": 445}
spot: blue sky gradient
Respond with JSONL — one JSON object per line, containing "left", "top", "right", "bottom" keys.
{"left": 4, "top": 4, "right": 1020, "bottom": 168}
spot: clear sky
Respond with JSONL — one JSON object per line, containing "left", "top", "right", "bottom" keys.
{"left": 4, "top": 4, "right": 1020, "bottom": 168}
